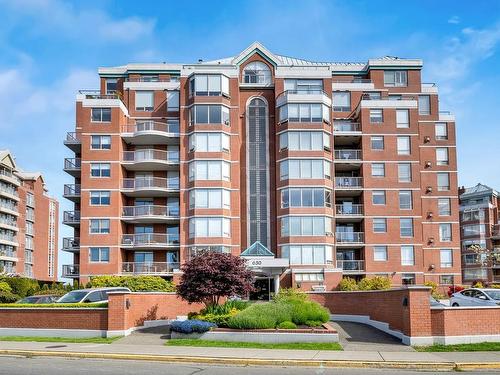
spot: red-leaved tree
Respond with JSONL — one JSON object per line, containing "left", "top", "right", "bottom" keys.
{"left": 176, "top": 252, "right": 254, "bottom": 307}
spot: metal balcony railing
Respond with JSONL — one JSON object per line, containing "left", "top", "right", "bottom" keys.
{"left": 79, "top": 90, "right": 121, "bottom": 100}
{"left": 335, "top": 177, "right": 363, "bottom": 188}
{"left": 121, "top": 177, "right": 180, "bottom": 191}
{"left": 64, "top": 132, "right": 81, "bottom": 144}
{"left": 62, "top": 264, "right": 80, "bottom": 277}
{"left": 0, "top": 233, "right": 16, "bottom": 242}
{"left": 333, "top": 122, "right": 361, "bottom": 132}
{"left": 122, "top": 205, "right": 180, "bottom": 218}
{"left": 62, "top": 237, "right": 80, "bottom": 251}
{"left": 336, "top": 232, "right": 364, "bottom": 244}
{"left": 121, "top": 262, "right": 180, "bottom": 274}
{"left": 121, "top": 233, "right": 180, "bottom": 247}
{"left": 0, "top": 217, "right": 16, "bottom": 227}
{"left": 64, "top": 158, "right": 81, "bottom": 170}
{"left": 122, "top": 120, "right": 180, "bottom": 135}
{"left": 335, "top": 204, "right": 363, "bottom": 215}
{"left": 63, "top": 211, "right": 80, "bottom": 223}
{"left": 123, "top": 150, "right": 180, "bottom": 164}
{"left": 337, "top": 260, "right": 365, "bottom": 271}
{"left": 0, "top": 249, "right": 17, "bottom": 258}
{"left": 334, "top": 150, "right": 362, "bottom": 160}
{"left": 0, "top": 202, "right": 17, "bottom": 212}
{"left": 63, "top": 184, "right": 81, "bottom": 196}
{"left": 333, "top": 78, "right": 372, "bottom": 83}
{"left": 0, "top": 169, "right": 21, "bottom": 184}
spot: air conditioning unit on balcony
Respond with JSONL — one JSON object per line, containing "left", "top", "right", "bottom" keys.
{"left": 424, "top": 136, "right": 431, "bottom": 143}
{"left": 425, "top": 161, "right": 432, "bottom": 168}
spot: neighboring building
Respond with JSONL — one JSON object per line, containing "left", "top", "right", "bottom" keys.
{"left": 62, "top": 42, "right": 461, "bottom": 294}
{"left": 0, "top": 150, "right": 59, "bottom": 282}
{"left": 459, "top": 183, "right": 500, "bottom": 284}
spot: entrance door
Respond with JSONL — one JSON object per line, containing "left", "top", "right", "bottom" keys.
{"left": 249, "top": 277, "right": 275, "bottom": 301}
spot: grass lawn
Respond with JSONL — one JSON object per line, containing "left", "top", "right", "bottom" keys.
{"left": 415, "top": 342, "right": 500, "bottom": 352}
{"left": 0, "top": 336, "right": 122, "bottom": 344}
{"left": 166, "top": 339, "right": 343, "bottom": 351}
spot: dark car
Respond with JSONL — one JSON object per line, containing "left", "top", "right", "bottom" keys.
{"left": 16, "top": 295, "right": 59, "bottom": 304}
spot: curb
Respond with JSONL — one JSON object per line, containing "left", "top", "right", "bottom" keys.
{"left": 0, "top": 349, "right": 480, "bottom": 370}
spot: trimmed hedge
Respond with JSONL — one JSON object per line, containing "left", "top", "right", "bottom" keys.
{"left": 277, "top": 321, "right": 297, "bottom": 329}
{"left": 171, "top": 319, "right": 215, "bottom": 334}
{"left": 339, "top": 276, "right": 391, "bottom": 291}
{"left": 0, "top": 302, "right": 108, "bottom": 308}
{"left": 88, "top": 275, "right": 175, "bottom": 292}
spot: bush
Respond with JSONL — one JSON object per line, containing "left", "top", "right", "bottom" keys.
{"left": 305, "top": 320, "right": 323, "bottom": 327}
{"left": 473, "top": 281, "right": 484, "bottom": 288}
{"left": 423, "top": 281, "right": 445, "bottom": 299}
{"left": 358, "top": 276, "right": 391, "bottom": 291}
{"left": 277, "top": 321, "right": 297, "bottom": 329}
{"left": 0, "top": 302, "right": 107, "bottom": 308}
{"left": 273, "top": 288, "right": 308, "bottom": 303}
{"left": 0, "top": 281, "right": 12, "bottom": 293}
{"left": 0, "top": 291, "right": 20, "bottom": 303}
{"left": 447, "top": 285, "right": 465, "bottom": 297}
{"left": 227, "top": 302, "right": 292, "bottom": 329}
{"left": 288, "top": 300, "right": 329, "bottom": 325}
{"left": 0, "top": 277, "right": 39, "bottom": 298}
{"left": 88, "top": 276, "right": 175, "bottom": 292}
{"left": 170, "top": 319, "right": 216, "bottom": 334}
{"left": 488, "top": 284, "right": 500, "bottom": 289}
{"left": 338, "top": 277, "right": 359, "bottom": 291}
{"left": 201, "top": 300, "right": 249, "bottom": 315}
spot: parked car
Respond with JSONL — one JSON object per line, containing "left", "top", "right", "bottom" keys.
{"left": 450, "top": 288, "right": 500, "bottom": 307}
{"left": 56, "top": 287, "right": 131, "bottom": 304}
{"left": 430, "top": 296, "right": 445, "bottom": 307}
{"left": 16, "top": 295, "right": 59, "bottom": 304}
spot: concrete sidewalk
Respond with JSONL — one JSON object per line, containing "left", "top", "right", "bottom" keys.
{"left": 0, "top": 340, "right": 499, "bottom": 370}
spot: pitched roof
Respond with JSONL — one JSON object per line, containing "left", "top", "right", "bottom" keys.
{"left": 240, "top": 241, "right": 274, "bottom": 257}
{"left": 460, "top": 183, "right": 498, "bottom": 198}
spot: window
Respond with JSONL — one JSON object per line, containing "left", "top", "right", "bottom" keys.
{"left": 190, "top": 105, "right": 230, "bottom": 125}
{"left": 384, "top": 70, "right": 407, "bottom": 87}
{"left": 188, "top": 160, "right": 231, "bottom": 181}
{"left": 105, "top": 79, "right": 117, "bottom": 94}
{"left": 398, "top": 163, "right": 412, "bottom": 182}
{"left": 135, "top": 91, "right": 154, "bottom": 111}
{"left": 89, "top": 219, "right": 110, "bottom": 234}
{"left": 189, "top": 74, "right": 229, "bottom": 96}
{"left": 279, "top": 131, "right": 330, "bottom": 151}
{"left": 373, "top": 218, "right": 387, "bottom": 233}
{"left": 401, "top": 246, "right": 415, "bottom": 265}
{"left": 370, "top": 109, "right": 383, "bottom": 123}
{"left": 462, "top": 224, "right": 486, "bottom": 236}
{"left": 333, "top": 91, "right": 350, "bottom": 111}
{"left": 282, "top": 245, "right": 332, "bottom": 265}
{"left": 371, "top": 136, "right": 384, "bottom": 150}
{"left": 438, "top": 198, "right": 451, "bottom": 216}
{"left": 372, "top": 190, "right": 386, "bottom": 205}
{"left": 279, "top": 103, "right": 327, "bottom": 123}
{"left": 436, "top": 148, "right": 449, "bottom": 165}
{"left": 188, "top": 217, "right": 231, "bottom": 238}
{"left": 243, "top": 61, "right": 271, "bottom": 84}
{"left": 281, "top": 216, "right": 332, "bottom": 237}
{"left": 294, "top": 273, "right": 324, "bottom": 282}
{"left": 418, "top": 95, "right": 431, "bottom": 115}
{"left": 374, "top": 246, "right": 388, "bottom": 261}
{"left": 280, "top": 160, "right": 331, "bottom": 180}
{"left": 189, "top": 189, "right": 231, "bottom": 209}
{"left": 284, "top": 79, "right": 323, "bottom": 94}
{"left": 397, "top": 136, "right": 411, "bottom": 155}
{"left": 400, "top": 218, "right": 414, "bottom": 237}
{"left": 399, "top": 191, "right": 412, "bottom": 209}
{"left": 402, "top": 273, "right": 416, "bottom": 285}
{"left": 437, "top": 173, "right": 450, "bottom": 191}
{"left": 440, "top": 249, "right": 453, "bottom": 268}
{"left": 461, "top": 209, "right": 485, "bottom": 222}
{"left": 365, "top": 91, "right": 381, "bottom": 100}
{"left": 463, "top": 268, "right": 487, "bottom": 280}
{"left": 167, "top": 91, "right": 179, "bottom": 111}
{"left": 440, "top": 275, "right": 454, "bottom": 285}
{"left": 281, "top": 188, "right": 331, "bottom": 208}
{"left": 89, "top": 247, "right": 109, "bottom": 262}
{"left": 439, "top": 223, "right": 452, "bottom": 242}
{"left": 90, "top": 191, "right": 110, "bottom": 205}
{"left": 372, "top": 163, "right": 385, "bottom": 177}
{"left": 396, "top": 109, "right": 409, "bottom": 128}
{"left": 91, "top": 135, "right": 111, "bottom": 150}
{"left": 189, "top": 133, "right": 230, "bottom": 152}
{"left": 90, "top": 163, "right": 110, "bottom": 177}
{"left": 91, "top": 108, "right": 111, "bottom": 122}
{"left": 435, "top": 123, "right": 448, "bottom": 140}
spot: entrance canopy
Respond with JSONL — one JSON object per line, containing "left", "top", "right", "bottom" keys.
{"left": 241, "top": 242, "right": 289, "bottom": 275}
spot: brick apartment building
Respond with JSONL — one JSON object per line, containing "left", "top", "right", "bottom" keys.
{"left": 62, "top": 42, "right": 461, "bottom": 294}
{"left": 459, "top": 183, "right": 500, "bottom": 284}
{"left": 0, "top": 150, "right": 58, "bottom": 282}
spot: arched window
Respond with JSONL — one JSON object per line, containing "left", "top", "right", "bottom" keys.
{"left": 243, "top": 62, "right": 271, "bottom": 84}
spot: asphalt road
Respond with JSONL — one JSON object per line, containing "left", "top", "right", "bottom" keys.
{"left": 0, "top": 356, "right": 494, "bottom": 375}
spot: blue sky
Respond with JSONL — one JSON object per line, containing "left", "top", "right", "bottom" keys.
{"left": 0, "top": 0, "right": 499, "bottom": 277}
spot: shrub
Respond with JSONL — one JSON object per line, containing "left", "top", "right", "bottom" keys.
{"left": 305, "top": 320, "right": 323, "bottom": 327}
{"left": 423, "top": 281, "right": 445, "bottom": 299}
{"left": 201, "top": 300, "right": 250, "bottom": 315}
{"left": 170, "top": 319, "right": 216, "bottom": 334}
{"left": 0, "top": 302, "right": 107, "bottom": 308}
{"left": 0, "top": 281, "right": 12, "bottom": 293}
{"left": 473, "top": 281, "right": 484, "bottom": 288}
{"left": 273, "top": 288, "right": 308, "bottom": 303}
{"left": 0, "top": 291, "right": 19, "bottom": 303}
{"left": 88, "top": 276, "right": 175, "bottom": 292}
{"left": 338, "top": 277, "right": 359, "bottom": 291}
{"left": 277, "top": 321, "right": 297, "bottom": 329}
{"left": 358, "top": 276, "right": 392, "bottom": 291}
{"left": 227, "top": 302, "right": 292, "bottom": 329}
{"left": 488, "top": 284, "right": 500, "bottom": 289}
{"left": 0, "top": 277, "right": 39, "bottom": 298}
{"left": 288, "top": 300, "right": 329, "bottom": 325}
{"left": 447, "top": 285, "right": 465, "bottom": 297}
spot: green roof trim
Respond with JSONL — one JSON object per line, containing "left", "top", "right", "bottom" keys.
{"left": 241, "top": 241, "right": 274, "bottom": 257}
{"left": 235, "top": 48, "right": 278, "bottom": 68}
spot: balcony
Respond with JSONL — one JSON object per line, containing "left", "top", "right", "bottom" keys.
{"left": 336, "top": 232, "right": 364, "bottom": 245}
{"left": 63, "top": 211, "right": 80, "bottom": 227}
{"left": 64, "top": 132, "right": 81, "bottom": 152}
{"left": 335, "top": 177, "right": 363, "bottom": 197}
{"left": 332, "top": 78, "right": 374, "bottom": 91}
{"left": 333, "top": 122, "right": 361, "bottom": 133}
{"left": 62, "top": 237, "right": 80, "bottom": 252}
{"left": 121, "top": 177, "right": 180, "bottom": 197}
{"left": 491, "top": 225, "right": 500, "bottom": 240}
{"left": 0, "top": 169, "right": 21, "bottom": 186}
{"left": 122, "top": 150, "right": 180, "bottom": 171}
{"left": 337, "top": 260, "right": 365, "bottom": 272}
{"left": 0, "top": 233, "right": 17, "bottom": 246}
{"left": 63, "top": 158, "right": 81, "bottom": 177}
{"left": 63, "top": 184, "right": 81, "bottom": 202}
{"left": 121, "top": 262, "right": 180, "bottom": 275}
{"left": 122, "top": 205, "right": 180, "bottom": 223}
{"left": 335, "top": 204, "right": 363, "bottom": 216}
{"left": 0, "top": 217, "right": 17, "bottom": 231}
{"left": 276, "top": 89, "right": 331, "bottom": 107}
{"left": 334, "top": 150, "right": 361, "bottom": 161}
{"left": 121, "top": 233, "right": 180, "bottom": 249}
{"left": 0, "top": 202, "right": 18, "bottom": 216}
{"left": 62, "top": 264, "right": 80, "bottom": 278}
{"left": 0, "top": 249, "right": 18, "bottom": 262}
{"left": 122, "top": 121, "right": 180, "bottom": 145}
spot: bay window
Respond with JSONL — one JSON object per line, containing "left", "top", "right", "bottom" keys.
{"left": 190, "top": 105, "right": 230, "bottom": 125}
{"left": 189, "top": 133, "right": 230, "bottom": 152}
{"left": 281, "top": 216, "right": 332, "bottom": 237}
{"left": 279, "top": 131, "right": 330, "bottom": 151}
{"left": 279, "top": 103, "right": 329, "bottom": 123}
{"left": 281, "top": 188, "right": 332, "bottom": 208}
{"left": 189, "top": 74, "right": 229, "bottom": 96}
{"left": 189, "top": 189, "right": 231, "bottom": 209}
{"left": 281, "top": 245, "right": 332, "bottom": 265}
{"left": 284, "top": 79, "right": 323, "bottom": 94}
{"left": 189, "top": 217, "right": 230, "bottom": 238}
{"left": 280, "top": 159, "right": 331, "bottom": 180}
{"left": 188, "top": 160, "right": 230, "bottom": 181}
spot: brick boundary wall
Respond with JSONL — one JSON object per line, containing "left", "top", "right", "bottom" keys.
{"left": 430, "top": 307, "right": 500, "bottom": 336}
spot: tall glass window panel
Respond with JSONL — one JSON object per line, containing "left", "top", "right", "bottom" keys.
{"left": 437, "top": 173, "right": 450, "bottom": 191}
{"left": 397, "top": 136, "right": 411, "bottom": 155}
{"left": 396, "top": 109, "right": 409, "bottom": 128}
{"left": 333, "top": 92, "right": 350, "bottom": 111}
{"left": 398, "top": 163, "right": 412, "bottom": 182}
{"left": 401, "top": 246, "right": 415, "bottom": 265}
{"left": 440, "top": 249, "right": 453, "bottom": 268}
{"left": 400, "top": 218, "right": 414, "bottom": 237}
{"left": 436, "top": 148, "right": 449, "bottom": 165}
{"left": 418, "top": 95, "right": 431, "bottom": 115}
{"left": 435, "top": 123, "right": 448, "bottom": 140}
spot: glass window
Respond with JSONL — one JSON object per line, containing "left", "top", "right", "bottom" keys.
{"left": 89, "top": 247, "right": 109, "bottom": 262}
{"left": 285, "top": 79, "right": 323, "bottom": 93}
{"left": 191, "top": 105, "right": 230, "bottom": 125}
{"left": 397, "top": 136, "right": 411, "bottom": 155}
{"left": 398, "top": 163, "right": 412, "bottom": 182}
{"left": 373, "top": 218, "right": 387, "bottom": 233}
{"left": 402, "top": 273, "right": 416, "bottom": 285}
{"left": 90, "top": 191, "right": 110, "bottom": 205}
{"left": 374, "top": 246, "right": 388, "bottom": 261}
{"left": 135, "top": 91, "right": 154, "bottom": 111}
{"left": 384, "top": 71, "right": 408, "bottom": 87}
{"left": 189, "top": 217, "right": 230, "bottom": 238}
{"left": 438, "top": 198, "right": 451, "bottom": 216}
{"left": 280, "top": 131, "right": 328, "bottom": 151}
{"left": 189, "top": 133, "right": 230, "bottom": 152}
{"left": 372, "top": 190, "right": 386, "bottom": 205}
{"left": 399, "top": 191, "right": 412, "bottom": 209}
{"left": 462, "top": 224, "right": 485, "bottom": 236}
{"left": 436, "top": 148, "right": 449, "bottom": 165}
{"left": 189, "top": 160, "right": 230, "bottom": 181}
{"left": 167, "top": 91, "right": 179, "bottom": 111}
{"left": 437, "top": 173, "right": 450, "bottom": 191}
{"left": 281, "top": 216, "right": 332, "bottom": 236}
{"left": 372, "top": 163, "right": 385, "bottom": 177}
{"left": 281, "top": 188, "right": 330, "bottom": 208}
{"left": 189, "top": 189, "right": 230, "bottom": 209}
{"left": 190, "top": 75, "right": 229, "bottom": 96}
{"left": 396, "top": 109, "right": 409, "bottom": 128}
{"left": 439, "top": 223, "right": 452, "bottom": 242}
{"left": 91, "top": 108, "right": 111, "bottom": 122}
{"left": 89, "top": 219, "right": 110, "bottom": 234}
{"left": 280, "top": 160, "right": 330, "bottom": 180}
{"left": 90, "top": 163, "right": 110, "bottom": 177}
{"left": 370, "top": 109, "right": 383, "bottom": 123}
{"left": 400, "top": 218, "right": 414, "bottom": 237}
{"left": 435, "top": 123, "right": 448, "bottom": 140}
{"left": 440, "top": 275, "right": 454, "bottom": 285}
{"left": 91, "top": 135, "right": 111, "bottom": 150}
{"left": 280, "top": 104, "right": 327, "bottom": 123}
{"left": 243, "top": 61, "right": 271, "bottom": 84}
{"left": 440, "top": 249, "right": 453, "bottom": 268}
{"left": 371, "top": 136, "right": 384, "bottom": 150}
{"left": 418, "top": 95, "right": 431, "bottom": 115}
{"left": 105, "top": 79, "right": 117, "bottom": 94}
{"left": 333, "top": 92, "right": 350, "bottom": 111}
{"left": 401, "top": 246, "right": 415, "bottom": 265}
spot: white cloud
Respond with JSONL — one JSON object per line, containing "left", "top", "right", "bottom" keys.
{"left": 448, "top": 16, "right": 460, "bottom": 24}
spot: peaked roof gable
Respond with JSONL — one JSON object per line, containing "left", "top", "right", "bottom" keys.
{"left": 0, "top": 150, "right": 16, "bottom": 169}
{"left": 231, "top": 42, "right": 279, "bottom": 67}
{"left": 461, "top": 183, "right": 498, "bottom": 198}
{"left": 241, "top": 241, "right": 274, "bottom": 257}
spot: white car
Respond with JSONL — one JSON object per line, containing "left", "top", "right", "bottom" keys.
{"left": 450, "top": 288, "right": 500, "bottom": 307}
{"left": 56, "top": 287, "right": 131, "bottom": 304}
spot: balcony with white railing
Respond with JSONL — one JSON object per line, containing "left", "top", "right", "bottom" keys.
{"left": 334, "top": 149, "right": 362, "bottom": 161}
{"left": 333, "top": 122, "right": 361, "bottom": 134}
{"left": 122, "top": 120, "right": 180, "bottom": 145}
{"left": 121, "top": 177, "right": 180, "bottom": 197}
{"left": 0, "top": 169, "right": 21, "bottom": 186}
{"left": 122, "top": 149, "right": 180, "bottom": 171}
{"left": 0, "top": 233, "right": 17, "bottom": 246}
{"left": 63, "top": 158, "right": 81, "bottom": 177}
{"left": 336, "top": 232, "right": 364, "bottom": 245}
{"left": 332, "top": 77, "right": 374, "bottom": 91}
{"left": 0, "top": 216, "right": 17, "bottom": 230}
{"left": 335, "top": 204, "right": 364, "bottom": 216}
{"left": 63, "top": 211, "right": 80, "bottom": 226}
{"left": 64, "top": 132, "right": 81, "bottom": 152}
{"left": 0, "top": 249, "right": 17, "bottom": 261}
{"left": 122, "top": 205, "right": 180, "bottom": 223}
{"left": 0, "top": 202, "right": 18, "bottom": 216}
{"left": 121, "top": 233, "right": 180, "bottom": 249}
{"left": 62, "top": 264, "right": 80, "bottom": 278}
{"left": 63, "top": 184, "right": 81, "bottom": 202}
{"left": 335, "top": 177, "right": 363, "bottom": 189}
{"left": 62, "top": 237, "right": 80, "bottom": 252}
{"left": 0, "top": 185, "right": 19, "bottom": 201}
{"left": 276, "top": 89, "right": 331, "bottom": 107}
{"left": 337, "top": 259, "right": 365, "bottom": 272}
{"left": 121, "top": 262, "right": 180, "bottom": 275}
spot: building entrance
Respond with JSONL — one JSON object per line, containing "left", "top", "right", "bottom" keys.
{"left": 249, "top": 277, "right": 275, "bottom": 301}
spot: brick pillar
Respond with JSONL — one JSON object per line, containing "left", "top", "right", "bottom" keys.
{"left": 107, "top": 292, "right": 129, "bottom": 332}
{"left": 403, "top": 286, "right": 432, "bottom": 337}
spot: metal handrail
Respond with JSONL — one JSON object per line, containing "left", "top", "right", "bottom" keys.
{"left": 122, "top": 177, "right": 180, "bottom": 190}
{"left": 334, "top": 149, "right": 362, "bottom": 160}
{"left": 62, "top": 264, "right": 80, "bottom": 277}
{"left": 336, "top": 232, "right": 364, "bottom": 243}
{"left": 122, "top": 120, "right": 180, "bottom": 134}
{"left": 63, "top": 211, "right": 80, "bottom": 222}
{"left": 79, "top": 90, "right": 121, "bottom": 100}
{"left": 0, "top": 185, "right": 18, "bottom": 197}
{"left": 62, "top": 237, "right": 80, "bottom": 249}
{"left": 65, "top": 132, "right": 81, "bottom": 143}
{"left": 0, "top": 169, "right": 21, "bottom": 183}
{"left": 0, "top": 233, "right": 16, "bottom": 242}
{"left": 335, "top": 204, "right": 363, "bottom": 215}
{"left": 335, "top": 177, "right": 363, "bottom": 188}
{"left": 333, "top": 122, "right": 360, "bottom": 132}
{"left": 337, "top": 260, "right": 365, "bottom": 270}
{"left": 64, "top": 184, "right": 81, "bottom": 196}
{"left": 123, "top": 150, "right": 180, "bottom": 163}
{"left": 332, "top": 78, "right": 372, "bottom": 83}
{"left": 121, "top": 262, "right": 180, "bottom": 274}
{"left": 122, "top": 205, "right": 180, "bottom": 218}
{"left": 0, "top": 249, "right": 17, "bottom": 258}
{"left": 64, "top": 158, "right": 81, "bottom": 169}
{"left": 121, "top": 233, "right": 180, "bottom": 246}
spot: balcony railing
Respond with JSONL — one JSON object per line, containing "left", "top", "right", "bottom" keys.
{"left": 121, "top": 233, "right": 180, "bottom": 247}
{"left": 0, "top": 233, "right": 17, "bottom": 243}
{"left": 63, "top": 184, "right": 81, "bottom": 197}
{"left": 122, "top": 205, "right": 180, "bottom": 218}
{"left": 335, "top": 177, "right": 363, "bottom": 188}
{"left": 122, "top": 177, "right": 180, "bottom": 191}
{"left": 121, "top": 262, "right": 180, "bottom": 275}
{"left": 492, "top": 225, "right": 500, "bottom": 239}
{"left": 334, "top": 150, "right": 362, "bottom": 161}
{"left": 0, "top": 169, "right": 21, "bottom": 184}
{"left": 0, "top": 185, "right": 18, "bottom": 197}
{"left": 0, "top": 249, "right": 17, "bottom": 258}
{"left": 79, "top": 90, "right": 121, "bottom": 100}
{"left": 122, "top": 120, "right": 180, "bottom": 135}
{"left": 0, "top": 217, "right": 16, "bottom": 227}
{"left": 63, "top": 211, "right": 80, "bottom": 224}
{"left": 336, "top": 232, "right": 364, "bottom": 244}
{"left": 123, "top": 150, "right": 180, "bottom": 164}
{"left": 333, "top": 122, "right": 361, "bottom": 132}
{"left": 62, "top": 237, "right": 80, "bottom": 251}
{"left": 0, "top": 202, "right": 17, "bottom": 212}
{"left": 333, "top": 78, "right": 372, "bottom": 83}
{"left": 62, "top": 264, "right": 80, "bottom": 277}
{"left": 337, "top": 260, "right": 365, "bottom": 271}
{"left": 64, "top": 132, "right": 81, "bottom": 144}
{"left": 64, "top": 158, "right": 81, "bottom": 170}
{"left": 335, "top": 204, "right": 363, "bottom": 216}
